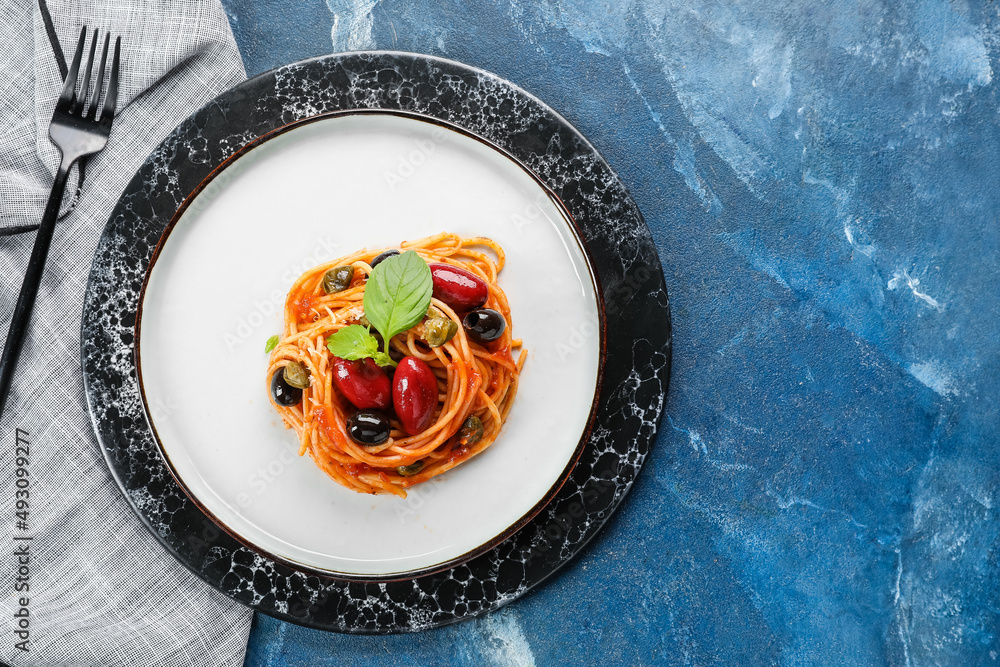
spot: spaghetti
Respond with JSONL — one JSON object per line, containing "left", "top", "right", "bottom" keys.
{"left": 266, "top": 233, "right": 524, "bottom": 497}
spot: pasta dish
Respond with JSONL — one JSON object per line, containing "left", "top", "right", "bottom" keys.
{"left": 266, "top": 233, "right": 523, "bottom": 497}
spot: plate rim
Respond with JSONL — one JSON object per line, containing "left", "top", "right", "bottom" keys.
{"left": 132, "top": 107, "right": 608, "bottom": 580}
{"left": 82, "top": 49, "right": 672, "bottom": 633}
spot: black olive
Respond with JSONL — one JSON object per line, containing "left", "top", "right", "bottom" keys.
{"left": 347, "top": 410, "right": 391, "bottom": 446}
{"left": 271, "top": 369, "right": 302, "bottom": 406}
{"left": 462, "top": 308, "right": 506, "bottom": 343}
{"left": 369, "top": 249, "right": 400, "bottom": 271}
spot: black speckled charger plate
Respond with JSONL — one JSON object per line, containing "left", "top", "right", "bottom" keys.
{"left": 81, "top": 52, "right": 671, "bottom": 633}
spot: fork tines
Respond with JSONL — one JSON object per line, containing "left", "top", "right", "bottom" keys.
{"left": 0, "top": 25, "right": 122, "bottom": 419}
{"left": 58, "top": 26, "right": 121, "bottom": 123}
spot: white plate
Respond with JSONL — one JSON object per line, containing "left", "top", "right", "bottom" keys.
{"left": 137, "top": 112, "right": 600, "bottom": 576}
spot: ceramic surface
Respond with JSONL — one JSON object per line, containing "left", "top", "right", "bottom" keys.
{"left": 82, "top": 52, "right": 670, "bottom": 632}
{"left": 137, "top": 111, "right": 601, "bottom": 576}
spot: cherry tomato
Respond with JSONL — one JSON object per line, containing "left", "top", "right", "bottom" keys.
{"left": 429, "top": 263, "right": 488, "bottom": 311}
{"left": 331, "top": 357, "right": 391, "bottom": 410}
{"left": 392, "top": 356, "right": 438, "bottom": 434}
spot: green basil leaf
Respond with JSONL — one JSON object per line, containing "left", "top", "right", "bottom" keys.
{"left": 264, "top": 334, "right": 279, "bottom": 353}
{"left": 326, "top": 325, "right": 380, "bottom": 361}
{"left": 363, "top": 250, "right": 433, "bottom": 347}
{"left": 373, "top": 350, "right": 395, "bottom": 367}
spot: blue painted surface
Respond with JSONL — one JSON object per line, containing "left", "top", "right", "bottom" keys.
{"left": 222, "top": 1, "right": 1000, "bottom": 664}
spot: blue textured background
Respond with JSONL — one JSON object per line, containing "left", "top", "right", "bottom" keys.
{"left": 222, "top": 1, "right": 1000, "bottom": 665}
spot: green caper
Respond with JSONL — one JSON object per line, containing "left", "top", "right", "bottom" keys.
{"left": 359, "top": 314, "right": 371, "bottom": 328}
{"left": 322, "top": 265, "right": 354, "bottom": 293}
{"left": 459, "top": 415, "right": 484, "bottom": 445}
{"left": 396, "top": 460, "right": 425, "bottom": 477}
{"left": 424, "top": 318, "right": 458, "bottom": 348}
{"left": 282, "top": 361, "right": 311, "bottom": 389}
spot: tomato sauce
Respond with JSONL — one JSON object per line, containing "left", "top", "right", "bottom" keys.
{"left": 314, "top": 405, "right": 349, "bottom": 451}
{"left": 449, "top": 445, "right": 470, "bottom": 463}
{"left": 343, "top": 461, "right": 378, "bottom": 479}
{"left": 288, "top": 292, "right": 316, "bottom": 321}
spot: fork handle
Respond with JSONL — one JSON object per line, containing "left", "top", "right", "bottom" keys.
{"left": 0, "top": 157, "right": 73, "bottom": 418}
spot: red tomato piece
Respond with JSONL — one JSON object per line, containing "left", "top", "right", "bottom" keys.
{"left": 392, "top": 356, "right": 439, "bottom": 435}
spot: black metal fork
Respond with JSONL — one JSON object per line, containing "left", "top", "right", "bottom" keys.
{"left": 0, "top": 27, "right": 121, "bottom": 417}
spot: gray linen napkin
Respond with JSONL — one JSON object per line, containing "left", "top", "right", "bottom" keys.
{"left": 0, "top": 1, "right": 252, "bottom": 665}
